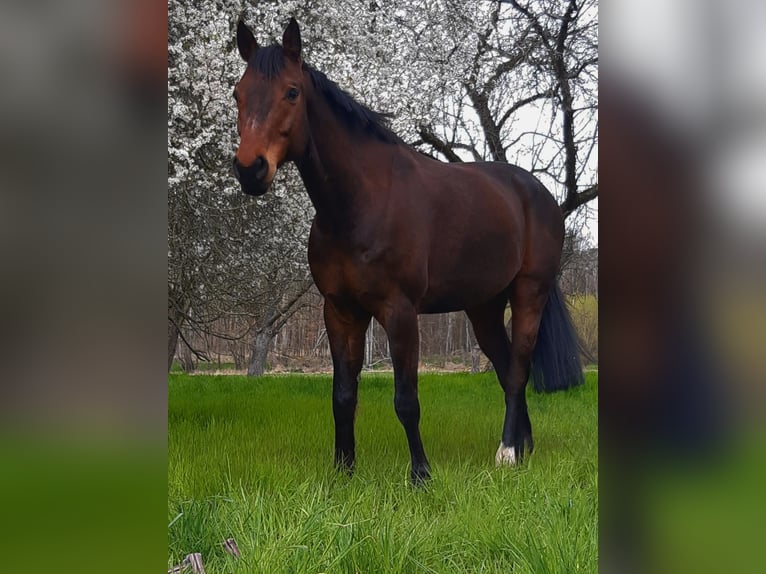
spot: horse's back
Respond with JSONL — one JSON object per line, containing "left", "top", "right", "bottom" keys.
{"left": 385, "top": 154, "right": 547, "bottom": 312}
{"left": 415, "top": 157, "right": 564, "bottom": 308}
{"left": 459, "top": 161, "right": 561, "bottom": 224}
{"left": 411, "top": 155, "right": 563, "bottom": 249}
{"left": 408, "top": 153, "right": 560, "bottom": 224}
{"left": 452, "top": 160, "right": 565, "bottom": 274}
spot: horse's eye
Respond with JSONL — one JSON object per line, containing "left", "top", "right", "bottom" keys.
{"left": 285, "top": 87, "right": 300, "bottom": 102}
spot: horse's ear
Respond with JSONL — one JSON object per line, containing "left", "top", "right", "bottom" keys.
{"left": 282, "top": 17, "right": 301, "bottom": 63}
{"left": 237, "top": 19, "right": 258, "bottom": 62}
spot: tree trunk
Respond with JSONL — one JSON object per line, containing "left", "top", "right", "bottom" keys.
{"left": 247, "top": 330, "right": 273, "bottom": 377}
{"left": 179, "top": 342, "right": 197, "bottom": 372}
{"left": 365, "top": 322, "right": 374, "bottom": 367}
{"left": 168, "top": 317, "right": 180, "bottom": 372}
{"left": 167, "top": 297, "right": 188, "bottom": 373}
{"left": 445, "top": 313, "right": 454, "bottom": 356}
{"left": 470, "top": 344, "right": 482, "bottom": 374}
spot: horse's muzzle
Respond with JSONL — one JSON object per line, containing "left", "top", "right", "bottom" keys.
{"left": 233, "top": 156, "right": 270, "bottom": 196}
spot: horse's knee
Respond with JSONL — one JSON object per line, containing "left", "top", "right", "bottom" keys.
{"left": 394, "top": 389, "right": 420, "bottom": 424}
{"left": 334, "top": 386, "right": 355, "bottom": 405}
{"left": 333, "top": 387, "right": 357, "bottom": 422}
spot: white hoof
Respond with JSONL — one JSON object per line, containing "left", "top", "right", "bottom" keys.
{"left": 495, "top": 442, "right": 517, "bottom": 466}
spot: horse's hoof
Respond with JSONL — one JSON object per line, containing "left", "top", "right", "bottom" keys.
{"left": 410, "top": 465, "right": 431, "bottom": 486}
{"left": 495, "top": 442, "right": 517, "bottom": 466}
{"left": 334, "top": 460, "right": 355, "bottom": 477}
{"left": 336, "top": 466, "right": 354, "bottom": 478}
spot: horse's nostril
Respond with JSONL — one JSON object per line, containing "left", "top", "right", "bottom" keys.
{"left": 254, "top": 156, "right": 268, "bottom": 180}
{"left": 233, "top": 155, "right": 269, "bottom": 185}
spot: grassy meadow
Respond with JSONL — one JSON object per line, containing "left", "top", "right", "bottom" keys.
{"left": 168, "top": 371, "right": 598, "bottom": 573}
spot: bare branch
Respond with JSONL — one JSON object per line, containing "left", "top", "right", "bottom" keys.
{"left": 417, "top": 124, "right": 464, "bottom": 163}
{"left": 561, "top": 183, "right": 598, "bottom": 219}
{"left": 497, "top": 92, "right": 551, "bottom": 129}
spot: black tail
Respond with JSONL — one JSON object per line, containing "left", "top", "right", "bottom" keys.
{"left": 530, "top": 283, "right": 585, "bottom": 392}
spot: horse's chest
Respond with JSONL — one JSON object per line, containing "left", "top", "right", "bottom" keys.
{"left": 311, "top": 245, "right": 385, "bottom": 289}
{"left": 309, "top": 237, "right": 417, "bottom": 305}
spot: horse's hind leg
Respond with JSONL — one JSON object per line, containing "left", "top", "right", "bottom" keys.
{"left": 465, "top": 296, "right": 516, "bottom": 463}
{"left": 497, "top": 275, "right": 553, "bottom": 464}
{"left": 378, "top": 299, "right": 430, "bottom": 484}
{"left": 324, "top": 300, "right": 371, "bottom": 474}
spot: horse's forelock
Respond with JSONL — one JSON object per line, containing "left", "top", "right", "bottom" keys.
{"left": 249, "top": 44, "right": 285, "bottom": 79}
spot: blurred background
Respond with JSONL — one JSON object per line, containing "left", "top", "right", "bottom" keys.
{"left": 0, "top": 0, "right": 166, "bottom": 572}
{"left": 599, "top": 0, "right": 766, "bottom": 572}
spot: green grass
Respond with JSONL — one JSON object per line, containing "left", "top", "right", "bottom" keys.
{"left": 169, "top": 371, "right": 598, "bottom": 573}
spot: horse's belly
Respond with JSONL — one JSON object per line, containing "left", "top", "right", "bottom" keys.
{"left": 417, "top": 282, "right": 510, "bottom": 314}
{"left": 417, "top": 296, "right": 473, "bottom": 314}
{"left": 418, "top": 251, "right": 522, "bottom": 313}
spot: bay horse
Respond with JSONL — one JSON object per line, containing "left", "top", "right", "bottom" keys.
{"left": 232, "top": 18, "right": 584, "bottom": 483}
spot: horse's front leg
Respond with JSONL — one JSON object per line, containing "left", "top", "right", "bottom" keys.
{"left": 324, "top": 300, "right": 371, "bottom": 475}
{"left": 379, "top": 300, "right": 431, "bottom": 484}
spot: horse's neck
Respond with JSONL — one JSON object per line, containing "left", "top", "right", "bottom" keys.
{"left": 296, "top": 98, "right": 392, "bottom": 232}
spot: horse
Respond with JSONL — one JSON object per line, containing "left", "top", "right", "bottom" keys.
{"left": 232, "top": 18, "right": 584, "bottom": 483}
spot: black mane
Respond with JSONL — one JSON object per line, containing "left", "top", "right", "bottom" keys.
{"left": 248, "top": 44, "right": 399, "bottom": 144}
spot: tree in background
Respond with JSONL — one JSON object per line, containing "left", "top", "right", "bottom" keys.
{"left": 168, "top": 0, "right": 313, "bottom": 374}
{"left": 387, "top": 0, "right": 598, "bottom": 220}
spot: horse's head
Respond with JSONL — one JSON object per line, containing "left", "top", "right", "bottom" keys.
{"left": 233, "top": 18, "right": 308, "bottom": 196}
